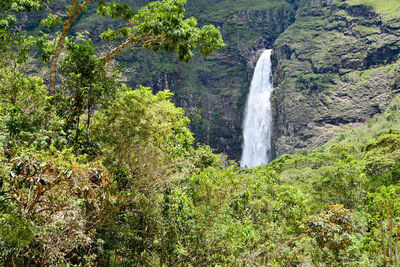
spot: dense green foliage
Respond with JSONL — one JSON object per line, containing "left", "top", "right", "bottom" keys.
{"left": 1, "top": 0, "right": 400, "bottom": 266}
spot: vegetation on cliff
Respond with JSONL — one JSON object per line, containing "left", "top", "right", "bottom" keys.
{"left": 272, "top": 0, "right": 400, "bottom": 157}
{"left": 347, "top": 0, "right": 400, "bottom": 18}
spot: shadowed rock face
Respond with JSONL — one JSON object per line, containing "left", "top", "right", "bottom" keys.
{"left": 271, "top": 0, "right": 400, "bottom": 157}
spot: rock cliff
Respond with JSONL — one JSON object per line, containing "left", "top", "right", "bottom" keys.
{"left": 272, "top": 0, "right": 400, "bottom": 157}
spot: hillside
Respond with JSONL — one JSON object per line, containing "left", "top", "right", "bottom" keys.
{"left": 19, "top": 0, "right": 297, "bottom": 160}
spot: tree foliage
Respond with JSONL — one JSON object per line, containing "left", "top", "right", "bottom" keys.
{"left": 0, "top": 150, "right": 111, "bottom": 265}
{"left": 94, "top": 86, "right": 194, "bottom": 193}
{"left": 56, "top": 36, "right": 119, "bottom": 153}
{"left": 101, "top": 0, "right": 225, "bottom": 63}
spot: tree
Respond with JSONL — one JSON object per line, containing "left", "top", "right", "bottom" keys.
{"left": 56, "top": 35, "right": 119, "bottom": 152}
{"left": 305, "top": 205, "right": 354, "bottom": 253}
{"left": 46, "top": 0, "right": 129, "bottom": 95}
{"left": 267, "top": 205, "right": 354, "bottom": 265}
{"left": 93, "top": 86, "right": 194, "bottom": 192}
{"left": 0, "top": 150, "right": 111, "bottom": 266}
{"left": 37, "top": 0, "right": 224, "bottom": 95}
{"left": 364, "top": 133, "right": 400, "bottom": 186}
{"left": 101, "top": 0, "right": 224, "bottom": 64}
{"left": 0, "top": 0, "right": 42, "bottom": 29}
{"left": 365, "top": 186, "right": 400, "bottom": 266}
{"left": 1, "top": 0, "right": 224, "bottom": 95}
{"left": 312, "top": 151, "right": 367, "bottom": 209}
{"left": 0, "top": 1, "right": 42, "bottom": 66}
{"left": 91, "top": 86, "right": 196, "bottom": 264}
{"left": 0, "top": 66, "right": 68, "bottom": 151}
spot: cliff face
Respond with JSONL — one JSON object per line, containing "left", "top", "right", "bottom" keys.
{"left": 120, "top": 0, "right": 297, "bottom": 160}
{"left": 272, "top": 0, "right": 400, "bottom": 156}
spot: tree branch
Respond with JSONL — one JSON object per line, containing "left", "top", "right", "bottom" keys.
{"left": 48, "top": 0, "right": 93, "bottom": 96}
{"left": 246, "top": 234, "right": 307, "bottom": 263}
{"left": 271, "top": 234, "right": 307, "bottom": 260}
{"left": 103, "top": 33, "right": 166, "bottom": 64}
{"left": 69, "top": 0, "right": 92, "bottom": 26}
{"left": 288, "top": 247, "right": 304, "bottom": 266}
{"left": 49, "top": 0, "right": 78, "bottom": 96}
{"left": 103, "top": 37, "right": 134, "bottom": 64}
{"left": 43, "top": 2, "right": 67, "bottom": 18}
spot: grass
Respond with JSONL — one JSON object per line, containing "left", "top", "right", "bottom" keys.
{"left": 355, "top": 25, "right": 379, "bottom": 35}
{"left": 346, "top": 0, "right": 400, "bottom": 18}
{"left": 324, "top": 97, "right": 400, "bottom": 151}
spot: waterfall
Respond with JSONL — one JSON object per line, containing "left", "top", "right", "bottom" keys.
{"left": 240, "top": 49, "right": 273, "bottom": 168}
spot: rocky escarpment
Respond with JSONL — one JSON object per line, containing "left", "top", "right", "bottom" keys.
{"left": 272, "top": 0, "right": 400, "bottom": 157}
{"left": 118, "top": 0, "right": 297, "bottom": 160}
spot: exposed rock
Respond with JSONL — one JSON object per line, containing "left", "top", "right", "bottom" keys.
{"left": 272, "top": 0, "right": 400, "bottom": 157}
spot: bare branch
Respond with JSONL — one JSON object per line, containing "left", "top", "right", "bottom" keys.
{"left": 43, "top": 2, "right": 67, "bottom": 18}
{"left": 246, "top": 234, "right": 307, "bottom": 263}
{"left": 272, "top": 234, "right": 307, "bottom": 260}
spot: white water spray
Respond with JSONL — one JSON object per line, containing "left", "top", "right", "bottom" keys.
{"left": 240, "top": 49, "right": 273, "bottom": 168}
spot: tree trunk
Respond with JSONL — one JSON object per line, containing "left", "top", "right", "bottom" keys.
{"left": 4, "top": 254, "right": 14, "bottom": 267}
{"left": 48, "top": 0, "right": 93, "bottom": 96}
{"left": 159, "top": 222, "right": 165, "bottom": 267}
{"left": 388, "top": 205, "right": 394, "bottom": 265}
{"left": 49, "top": 0, "right": 78, "bottom": 96}
{"left": 288, "top": 248, "right": 303, "bottom": 266}
{"left": 86, "top": 94, "right": 92, "bottom": 144}
{"left": 86, "top": 110, "right": 91, "bottom": 144}
{"left": 395, "top": 230, "right": 399, "bottom": 266}
{"left": 381, "top": 217, "right": 387, "bottom": 266}
{"left": 103, "top": 37, "right": 134, "bottom": 64}
{"left": 75, "top": 115, "right": 80, "bottom": 145}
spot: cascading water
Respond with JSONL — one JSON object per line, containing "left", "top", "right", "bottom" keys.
{"left": 240, "top": 49, "right": 273, "bottom": 168}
